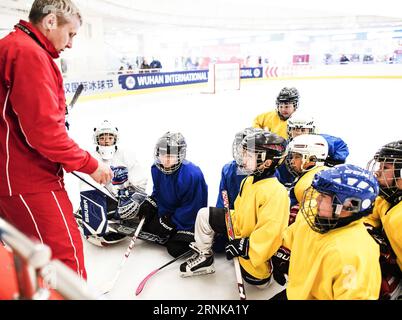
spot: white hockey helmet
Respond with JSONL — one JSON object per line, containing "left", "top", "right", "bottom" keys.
{"left": 287, "top": 134, "right": 328, "bottom": 173}
{"left": 287, "top": 111, "right": 316, "bottom": 139}
{"left": 93, "top": 120, "right": 119, "bottom": 160}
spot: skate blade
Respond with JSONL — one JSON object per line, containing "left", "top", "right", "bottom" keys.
{"left": 180, "top": 267, "right": 215, "bottom": 278}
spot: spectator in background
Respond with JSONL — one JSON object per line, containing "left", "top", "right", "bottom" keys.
{"left": 150, "top": 58, "right": 162, "bottom": 70}
{"left": 127, "top": 65, "right": 134, "bottom": 73}
{"left": 140, "top": 57, "right": 150, "bottom": 70}
{"left": 324, "top": 53, "right": 333, "bottom": 65}
{"left": 339, "top": 54, "right": 349, "bottom": 64}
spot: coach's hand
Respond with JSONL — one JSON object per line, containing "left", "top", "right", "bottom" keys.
{"left": 90, "top": 161, "right": 113, "bottom": 185}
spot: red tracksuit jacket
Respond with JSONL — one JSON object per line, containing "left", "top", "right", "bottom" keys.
{"left": 0, "top": 20, "right": 98, "bottom": 196}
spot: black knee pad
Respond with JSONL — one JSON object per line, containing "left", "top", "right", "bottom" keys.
{"left": 166, "top": 230, "right": 194, "bottom": 258}
{"left": 208, "top": 207, "right": 228, "bottom": 253}
{"left": 166, "top": 240, "right": 191, "bottom": 258}
{"left": 212, "top": 233, "right": 227, "bottom": 253}
{"left": 208, "top": 207, "right": 227, "bottom": 234}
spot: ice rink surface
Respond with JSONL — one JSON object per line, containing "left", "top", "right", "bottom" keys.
{"left": 63, "top": 77, "right": 402, "bottom": 300}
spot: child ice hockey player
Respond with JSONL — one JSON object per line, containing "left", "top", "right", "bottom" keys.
{"left": 76, "top": 120, "right": 148, "bottom": 247}
{"left": 253, "top": 87, "right": 299, "bottom": 139}
{"left": 138, "top": 131, "right": 208, "bottom": 258}
{"left": 214, "top": 127, "right": 264, "bottom": 252}
{"left": 275, "top": 111, "right": 349, "bottom": 189}
{"left": 180, "top": 131, "right": 289, "bottom": 288}
{"left": 365, "top": 140, "right": 402, "bottom": 299}
{"left": 282, "top": 164, "right": 381, "bottom": 299}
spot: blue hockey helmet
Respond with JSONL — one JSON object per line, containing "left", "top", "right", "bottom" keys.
{"left": 301, "top": 164, "right": 379, "bottom": 233}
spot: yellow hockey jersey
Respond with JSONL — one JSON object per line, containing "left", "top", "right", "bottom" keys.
{"left": 293, "top": 166, "right": 328, "bottom": 224}
{"left": 293, "top": 166, "right": 328, "bottom": 204}
{"left": 233, "top": 175, "right": 290, "bottom": 279}
{"left": 253, "top": 110, "right": 288, "bottom": 139}
{"left": 283, "top": 219, "right": 381, "bottom": 300}
{"left": 365, "top": 197, "right": 402, "bottom": 270}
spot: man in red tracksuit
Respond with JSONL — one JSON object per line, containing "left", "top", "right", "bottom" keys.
{"left": 0, "top": 0, "right": 112, "bottom": 279}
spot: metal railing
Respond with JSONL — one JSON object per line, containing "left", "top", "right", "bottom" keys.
{"left": 0, "top": 217, "right": 100, "bottom": 300}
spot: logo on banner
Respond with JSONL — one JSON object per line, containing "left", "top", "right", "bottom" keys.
{"left": 125, "top": 76, "right": 136, "bottom": 89}
{"left": 253, "top": 68, "right": 261, "bottom": 78}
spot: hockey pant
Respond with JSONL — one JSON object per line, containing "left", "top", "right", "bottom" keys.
{"left": 0, "top": 190, "right": 87, "bottom": 279}
{"left": 126, "top": 210, "right": 194, "bottom": 258}
{"left": 194, "top": 207, "right": 271, "bottom": 286}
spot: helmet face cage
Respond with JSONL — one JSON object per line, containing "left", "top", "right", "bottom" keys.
{"left": 93, "top": 121, "right": 119, "bottom": 146}
{"left": 232, "top": 127, "right": 264, "bottom": 173}
{"left": 301, "top": 187, "right": 366, "bottom": 234}
{"left": 367, "top": 157, "right": 402, "bottom": 199}
{"left": 241, "top": 147, "right": 268, "bottom": 175}
{"left": 367, "top": 140, "right": 402, "bottom": 200}
{"left": 301, "top": 164, "right": 379, "bottom": 233}
{"left": 284, "top": 153, "right": 299, "bottom": 177}
{"left": 154, "top": 132, "right": 187, "bottom": 174}
{"left": 93, "top": 121, "right": 119, "bottom": 160}
{"left": 241, "top": 132, "right": 287, "bottom": 175}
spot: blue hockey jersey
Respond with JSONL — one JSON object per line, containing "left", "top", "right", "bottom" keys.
{"left": 320, "top": 133, "right": 349, "bottom": 166}
{"left": 151, "top": 160, "right": 208, "bottom": 231}
{"left": 216, "top": 160, "right": 247, "bottom": 209}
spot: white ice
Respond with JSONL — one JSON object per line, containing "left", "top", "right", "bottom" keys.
{"left": 63, "top": 78, "right": 402, "bottom": 300}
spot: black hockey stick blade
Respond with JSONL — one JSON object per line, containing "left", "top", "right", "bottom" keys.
{"left": 69, "top": 83, "right": 84, "bottom": 109}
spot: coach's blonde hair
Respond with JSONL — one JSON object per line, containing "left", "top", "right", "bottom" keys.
{"left": 29, "top": 0, "right": 82, "bottom": 26}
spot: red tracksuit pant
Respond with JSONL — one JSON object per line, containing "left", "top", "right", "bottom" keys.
{"left": 0, "top": 189, "right": 87, "bottom": 279}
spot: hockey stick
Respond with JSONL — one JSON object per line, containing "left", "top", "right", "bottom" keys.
{"left": 135, "top": 249, "right": 193, "bottom": 296}
{"left": 222, "top": 190, "right": 247, "bottom": 300}
{"left": 72, "top": 172, "right": 117, "bottom": 203}
{"left": 67, "top": 83, "right": 84, "bottom": 111}
{"left": 65, "top": 84, "right": 84, "bottom": 130}
{"left": 100, "top": 216, "right": 146, "bottom": 295}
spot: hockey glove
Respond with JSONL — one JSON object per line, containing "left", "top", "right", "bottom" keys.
{"left": 137, "top": 196, "right": 158, "bottom": 222}
{"left": 380, "top": 274, "right": 402, "bottom": 300}
{"left": 364, "top": 223, "right": 400, "bottom": 275}
{"left": 157, "top": 215, "right": 176, "bottom": 238}
{"left": 111, "top": 166, "right": 129, "bottom": 185}
{"left": 289, "top": 204, "right": 299, "bottom": 226}
{"left": 225, "top": 237, "right": 249, "bottom": 260}
{"left": 271, "top": 246, "right": 291, "bottom": 286}
{"left": 116, "top": 189, "right": 147, "bottom": 221}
